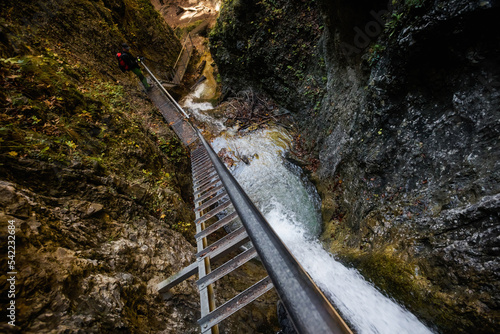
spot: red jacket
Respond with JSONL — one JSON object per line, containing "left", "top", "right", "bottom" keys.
{"left": 116, "top": 52, "right": 138, "bottom": 72}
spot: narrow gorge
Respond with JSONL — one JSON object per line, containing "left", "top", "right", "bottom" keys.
{"left": 209, "top": 0, "right": 499, "bottom": 332}
{"left": 1, "top": 0, "right": 499, "bottom": 333}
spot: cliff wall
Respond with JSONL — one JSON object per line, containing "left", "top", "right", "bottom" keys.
{"left": 209, "top": 0, "right": 500, "bottom": 332}
{"left": 0, "top": 1, "right": 199, "bottom": 332}
{"left": 0, "top": 1, "right": 280, "bottom": 332}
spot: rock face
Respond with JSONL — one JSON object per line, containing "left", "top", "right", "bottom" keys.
{"left": 0, "top": 1, "right": 280, "bottom": 332}
{"left": 0, "top": 163, "right": 278, "bottom": 333}
{"left": 0, "top": 0, "right": 201, "bottom": 331}
{"left": 210, "top": 0, "right": 500, "bottom": 332}
{"left": 0, "top": 166, "right": 200, "bottom": 333}
{"left": 0, "top": 0, "right": 204, "bottom": 329}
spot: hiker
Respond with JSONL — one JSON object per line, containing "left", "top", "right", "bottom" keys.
{"left": 116, "top": 43, "right": 151, "bottom": 91}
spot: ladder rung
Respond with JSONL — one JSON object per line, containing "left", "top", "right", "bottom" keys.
{"left": 193, "top": 166, "right": 216, "bottom": 181}
{"left": 193, "top": 176, "right": 220, "bottom": 189}
{"left": 193, "top": 161, "right": 214, "bottom": 174}
{"left": 195, "top": 184, "right": 224, "bottom": 204}
{"left": 194, "top": 172, "right": 218, "bottom": 188}
{"left": 192, "top": 156, "right": 210, "bottom": 167}
{"left": 192, "top": 155, "right": 209, "bottom": 165}
{"left": 198, "top": 276, "right": 274, "bottom": 330}
{"left": 159, "top": 230, "right": 249, "bottom": 294}
{"left": 158, "top": 262, "right": 198, "bottom": 293}
{"left": 195, "top": 200, "right": 232, "bottom": 225}
{"left": 195, "top": 211, "right": 238, "bottom": 241}
{"left": 191, "top": 149, "right": 206, "bottom": 158}
{"left": 195, "top": 192, "right": 228, "bottom": 212}
{"left": 193, "top": 179, "right": 222, "bottom": 197}
{"left": 196, "top": 227, "right": 248, "bottom": 260}
{"left": 197, "top": 247, "right": 258, "bottom": 289}
{"left": 191, "top": 146, "right": 206, "bottom": 156}
{"left": 192, "top": 157, "right": 211, "bottom": 169}
{"left": 205, "top": 230, "right": 250, "bottom": 262}
{"left": 191, "top": 147, "right": 206, "bottom": 156}
{"left": 192, "top": 160, "right": 212, "bottom": 172}
{"left": 193, "top": 162, "right": 214, "bottom": 176}
{"left": 191, "top": 156, "right": 211, "bottom": 169}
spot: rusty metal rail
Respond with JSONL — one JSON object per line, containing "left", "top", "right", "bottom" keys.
{"left": 149, "top": 64, "right": 353, "bottom": 334}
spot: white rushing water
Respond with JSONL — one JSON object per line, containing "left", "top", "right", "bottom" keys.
{"left": 184, "top": 83, "right": 433, "bottom": 334}
{"left": 183, "top": 83, "right": 226, "bottom": 134}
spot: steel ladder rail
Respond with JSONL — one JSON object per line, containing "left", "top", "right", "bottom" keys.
{"left": 148, "top": 64, "right": 353, "bottom": 334}
{"left": 191, "top": 148, "right": 264, "bottom": 334}
{"left": 194, "top": 130, "right": 352, "bottom": 334}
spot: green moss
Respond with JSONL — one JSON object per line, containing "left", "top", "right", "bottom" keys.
{"left": 0, "top": 48, "right": 191, "bottom": 189}
{"left": 322, "top": 223, "right": 478, "bottom": 332}
{"left": 404, "top": 0, "right": 426, "bottom": 9}
{"left": 158, "top": 136, "right": 187, "bottom": 164}
{"left": 0, "top": 3, "right": 198, "bottom": 328}
{"left": 367, "top": 44, "right": 386, "bottom": 66}
{"left": 0, "top": 0, "right": 181, "bottom": 80}
{"left": 384, "top": 0, "right": 428, "bottom": 38}
{"left": 209, "top": 0, "right": 325, "bottom": 114}
{"left": 175, "top": 20, "right": 205, "bottom": 39}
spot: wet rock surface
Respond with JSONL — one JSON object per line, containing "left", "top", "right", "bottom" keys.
{"left": 0, "top": 0, "right": 279, "bottom": 331}
{"left": 210, "top": 0, "right": 500, "bottom": 332}
{"left": 0, "top": 159, "right": 279, "bottom": 333}
{"left": 0, "top": 165, "right": 200, "bottom": 333}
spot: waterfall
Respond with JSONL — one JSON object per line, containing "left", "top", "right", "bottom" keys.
{"left": 183, "top": 83, "right": 434, "bottom": 334}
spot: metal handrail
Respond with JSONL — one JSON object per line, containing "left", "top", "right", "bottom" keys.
{"left": 195, "top": 130, "right": 352, "bottom": 334}
{"left": 141, "top": 63, "right": 190, "bottom": 119}
{"left": 145, "top": 64, "right": 352, "bottom": 334}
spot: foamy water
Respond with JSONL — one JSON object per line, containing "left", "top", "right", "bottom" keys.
{"left": 182, "top": 84, "right": 226, "bottom": 133}
{"left": 184, "top": 86, "right": 433, "bottom": 334}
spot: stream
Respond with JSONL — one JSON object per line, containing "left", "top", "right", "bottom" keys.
{"left": 183, "top": 83, "right": 433, "bottom": 334}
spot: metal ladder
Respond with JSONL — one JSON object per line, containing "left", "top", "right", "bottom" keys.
{"left": 158, "top": 143, "right": 273, "bottom": 334}
{"left": 145, "top": 63, "right": 353, "bottom": 334}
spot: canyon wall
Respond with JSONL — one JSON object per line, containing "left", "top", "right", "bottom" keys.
{"left": 210, "top": 0, "right": 500, "bottom": 332}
